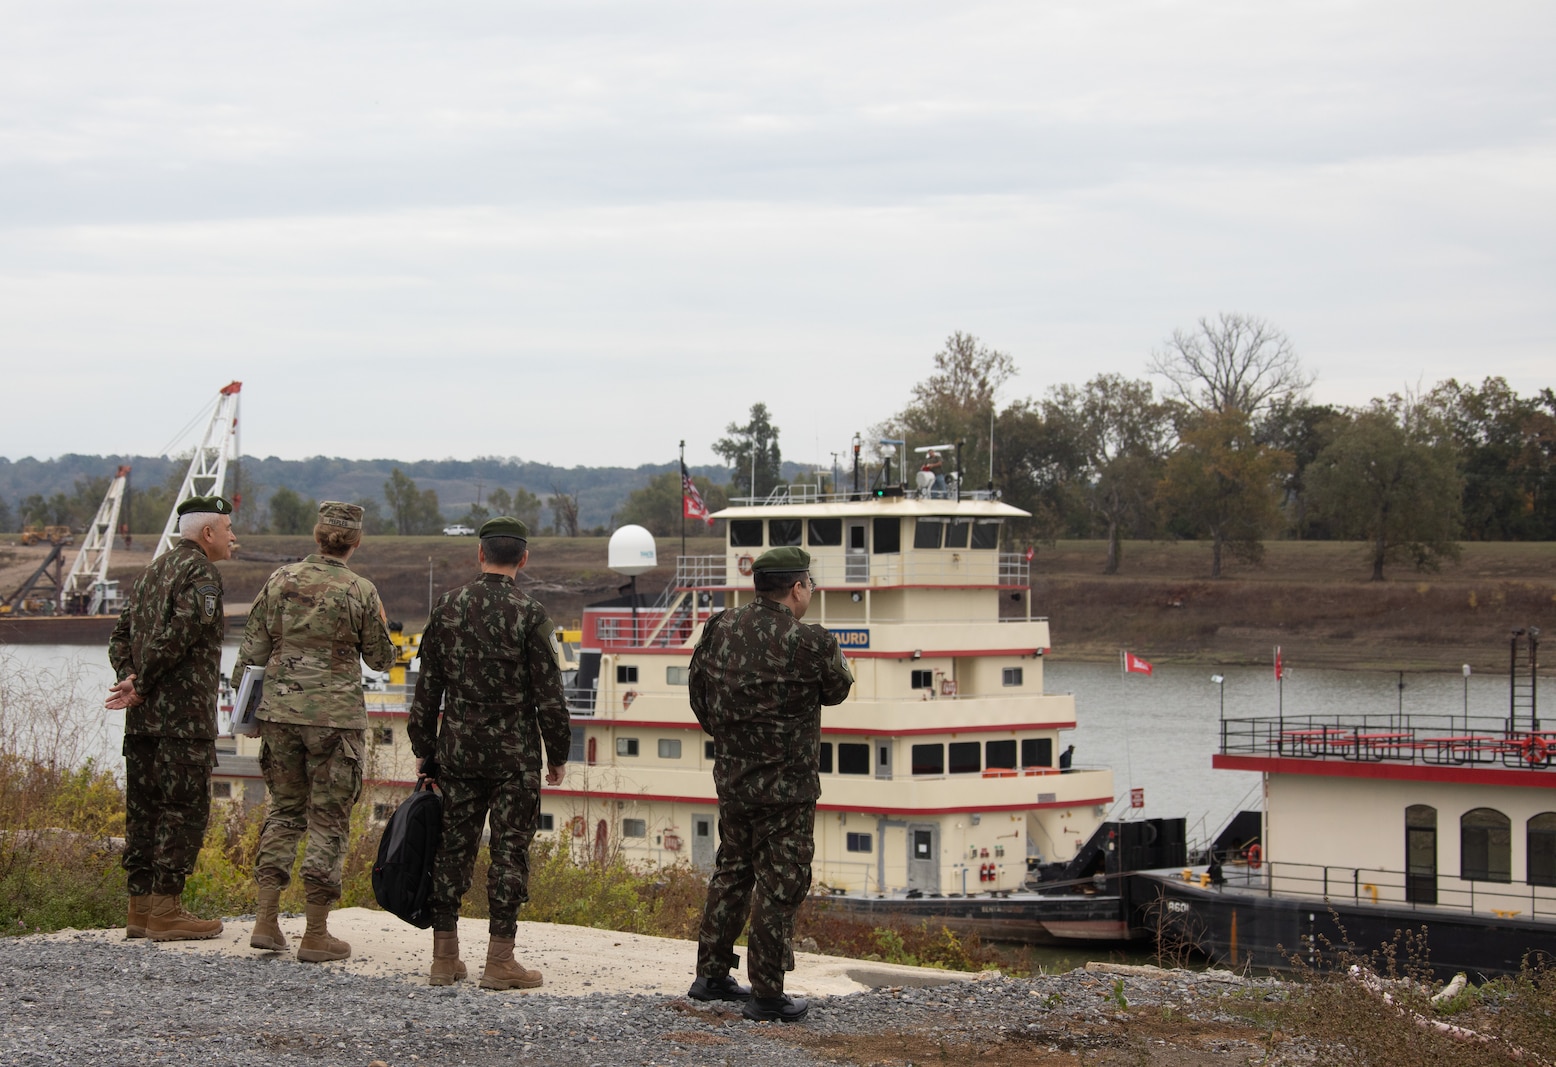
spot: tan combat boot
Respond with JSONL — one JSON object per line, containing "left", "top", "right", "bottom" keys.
{"left": 126, "top": 895, "right": 150, "bottom": 939}
{"left": 479, "top": 936, "right": 543, "bottom": 990}
{"left": 296, "top": 902, "right": 351, "bottom": 962}
{"left": 429, "top": 929, "right": 468, "bottom": 986}
{"left": 145, "top": 894, "right": 224, "bottom": 941}
{"left": 250, "top": 887, "right": 287, "bottom": 951}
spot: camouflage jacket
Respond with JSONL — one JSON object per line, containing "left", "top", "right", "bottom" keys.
{"left": 689, "top": 598, "right": 853, "bottom": 804}
{"left": 232, "top": 554, "right": 396, "bottom": 729}
{"left": 408, "top": 572, "right": 571, "bottom": 779}
{"left": 108, "top": 539, "right": 225, "bottom": 740}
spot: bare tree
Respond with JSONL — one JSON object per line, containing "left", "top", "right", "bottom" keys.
{"left": 548, "top": 485, "right": 580, "bottom": 537}
{"left": 1149, "top": 313, "right": 1312, "bottom": 419}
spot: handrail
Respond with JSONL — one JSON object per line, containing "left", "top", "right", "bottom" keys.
{"left": 1219, "top": 714, "right": 1556, "bottom": 772}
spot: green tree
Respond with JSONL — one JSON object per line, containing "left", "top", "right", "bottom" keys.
{"left": 1043, "top": 375, "right": 1175, "bottom": 574}
{"left": 353, "top": 497, "right": 389, "bottom": 536}
{"left": 988, "top": 399, "right": 1086, "bottom": 543}
{"left": 616, "top": 470, "right": 728, "bottom": 537}
{"left": 713, "top": 403, "right": 784, "bottom": 500}
{"left": 1422, "top": 377, "right": 1556, "bottom": 540}
{"left": 1258, "top": 398, "right": 1344, "bottom": 539}
{"left": 0, "top": 494, "right": 12, "bottom": 533}
{"left": 878, "top": 332, "right": 1018, "bottom": 490}
{"left": 383, "top": 467, "right": 443, "bottom": 535}
{"left": 1159, "top": 410, "right": 1292, "bottom": 578}
{"left": 267, "top": 487, "right": 317, "bottom": 535}
{"left": 1149, "top": 313, "right": 1312, "bottom": 420}
{"left": 1307, "top": 400, "right": 1463, "bottom": 580}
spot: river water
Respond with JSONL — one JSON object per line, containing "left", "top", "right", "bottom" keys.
{"left": 2, "top": 643, "right": 1513, "bottom": 837}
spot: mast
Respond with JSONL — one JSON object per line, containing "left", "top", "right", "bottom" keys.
{"left": 154, "top": 382, "right": 243, "bottom": 559}
{"left": 60, "top": 465, "right": 132, "bottom": 614}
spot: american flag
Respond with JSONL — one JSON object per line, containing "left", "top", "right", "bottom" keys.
{"left": 682, "top": 461, "right": 714, "bottom": 527}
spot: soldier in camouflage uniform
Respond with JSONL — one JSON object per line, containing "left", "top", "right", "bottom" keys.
{"left": 688, "top": 546, "right": 853, "bottom": 1023}
{"left": 106, "top": 495, "right": 237, "bottom": 942}
{"left": 232, "top": 501, "right": 395, "bottom": 961}
{"left": 408, "top": 516, "right": 571, "bottom": 991}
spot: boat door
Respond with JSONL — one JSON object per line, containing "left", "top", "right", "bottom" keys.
{"left": 846, "top": 522, "right": 868, "bottom": 583}
{"left": 906, "top": 822, "right": 940, "bottom": 894}
{"left": 692, "top": 812, "right": 716, "bottom": 871}
{"left": 1405, "top": 804, "right": 1437, "bottom": 905}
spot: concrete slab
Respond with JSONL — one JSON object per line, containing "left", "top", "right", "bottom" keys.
{"left": 44, "top": 907, "right": 977, "bottom": 998}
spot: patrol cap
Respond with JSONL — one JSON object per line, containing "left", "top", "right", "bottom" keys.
{"left": 479, "top": 516, "right": 529, "bottom": 540}
{"left": 752, "top": 546, "right": 810, "bottom": 572}
{"left": 175, "top": 495, "right": 233, "bottom": 517}
{"left": 317, "top": 501, "right": 364, "bottom": 530}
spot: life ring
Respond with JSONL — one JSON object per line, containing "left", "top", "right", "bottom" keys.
{"left": 736, "top": 554, "right": 754, "bottom": 576}
{"left": 570, "top": 815, "right": 586, "bottom": 838}
{"left": 1525, "top": 737, "right": 1549, "bottom": 766}
{"left": 1246, "top": 843, "right": 1262, "bottom": 870}
{"left": 622, "top": 689, "right": 638, "bottom": 710}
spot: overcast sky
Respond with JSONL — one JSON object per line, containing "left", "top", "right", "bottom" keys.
{"left": 2, "top": 1, "right": 1551, "bottom": 471}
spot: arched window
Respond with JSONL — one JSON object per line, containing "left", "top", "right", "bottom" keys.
{"left": 1529, "top": 813, "right": 1556, "bottom": 887}
{"left": 1461, "top": 807, "right": 1511, "bottom": 883}
{"left": 1405, "top": 805, "right": 1437, "bottom": 904}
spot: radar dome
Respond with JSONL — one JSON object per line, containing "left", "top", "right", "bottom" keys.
{"left": 608, "top": 525, "right": 658, "bottom": 576}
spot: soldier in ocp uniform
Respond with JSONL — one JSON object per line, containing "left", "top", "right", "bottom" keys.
{"left": 688, "top": 546, "right": 853, "bottom": 1022}
{"left": 232, "top": 500, "right": 395, "bottom": 961}
{"left": 408, "top": 516, "right": 571, "bottom": 991}
{"left": 107, "top": 495, "right": 237, "bottom": 942}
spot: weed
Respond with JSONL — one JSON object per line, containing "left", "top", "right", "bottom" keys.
{"left": 1109, "top": 978, "right": 1128, "bottom": 1010}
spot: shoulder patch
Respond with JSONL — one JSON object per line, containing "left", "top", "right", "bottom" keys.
{"left": 196, "top": 582, "right": 219, "bottom": 621}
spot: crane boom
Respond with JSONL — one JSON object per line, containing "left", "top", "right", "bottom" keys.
{"left": 60, "top": 465, "right": 132, "bottom": 615}
{"left": 154, "top": 381, "right": 243, "bottom": 559}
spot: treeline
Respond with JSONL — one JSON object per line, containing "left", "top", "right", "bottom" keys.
{"left": 0, "top": 455, "right": 742, "bottom": 538}
{"left": 871, "top": 320, "right": 1554, "bottom": 579}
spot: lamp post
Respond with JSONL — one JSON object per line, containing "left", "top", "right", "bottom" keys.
{"left": 1462, "top": 664, "right": 1471, "bottom": 736}
{"left": 1212, "top": 674, "right": 1226, "bottom": 751}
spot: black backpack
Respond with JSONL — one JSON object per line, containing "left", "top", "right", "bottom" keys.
{"left": 371, "top": 780, "right": 443, "bottom": 928}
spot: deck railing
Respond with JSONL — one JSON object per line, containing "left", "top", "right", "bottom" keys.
{"left": 1197, "top": 857, "right": 1556, "bottom": 920}
{"left": 1219, "top": 714, "right": 1556, "bottom": 771}
{"left": 673, "top": 553, "right": 1029, "bottom": 589}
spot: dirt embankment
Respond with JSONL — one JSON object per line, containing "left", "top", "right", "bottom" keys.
{"left": 5, "top": 534, "right": 1551, "bottom": 672}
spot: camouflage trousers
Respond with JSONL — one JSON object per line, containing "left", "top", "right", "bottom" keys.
{"left": 254, "top": 722, "right": 364, "bottom": 906}
{"left": 122, "top": 735, "right": 216, "bottom": 897}
{"left": 430, "top": 772, "right": 541, "bottom": 938}
{"left": 696, "top": 799, "right": 814, "bottom": 999}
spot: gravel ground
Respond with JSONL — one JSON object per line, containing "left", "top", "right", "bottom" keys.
{"left": 0, "top": 934, "right": 1311, "bottom": 1067}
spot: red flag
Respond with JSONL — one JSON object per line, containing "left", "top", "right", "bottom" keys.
{"left": 1275, "top": 646, "right": 1283, "bottom": 681}
{"left": 682, "top": 462, "right": 714, "bottom": 527}
{"left": 1124, "top": 652, "right": 1153, "bottom": 676}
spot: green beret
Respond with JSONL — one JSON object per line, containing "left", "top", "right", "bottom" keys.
{"left": 176, "top": 495, "right": 233, "bottom": 517}
{"left": 479, "top": 516, "right": 529, "bottom": 540}
{"left": 317, "top": 501, "right": 363, "bottom": 530}
{"left": 752, "top": 546, "right": 810, "bottom": 572}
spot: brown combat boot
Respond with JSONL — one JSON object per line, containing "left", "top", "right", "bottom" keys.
{"left": 250, "top": 887, "right": 287, "bottom": 951}
{"left": 296, "top": 902, "right": 351, "bottom": 962}
{"left": 126, "top": 895, "right": 150, "bottom": 939}
{"left": 429, "top": 929, "right": 468, "bottom": 986}
{"left": 479, "top": 936, "right": 543, "bottom": 990}
{"left": 145, "top": 894, "right": 223, "bottom": 941}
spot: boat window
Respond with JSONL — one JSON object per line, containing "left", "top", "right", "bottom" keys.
{"left": 910, "top": 669, "right": 934, "bottom": 690}
{"left": 872, "top": 517, "right": 901, "bottom": 554}
{"left": 705, "top": 740, "right": 715, "bottom": 761}
{"left": 1021, "top": 737, "right": 1053, "bottom": 768}
{"left": 819, "top": 742, "right": 833, "bottom": 774}
{"left": 846, "top": 832, "right": 873, "bottom": 853}
{"left": 969, "top": 519, "right": 1001, "bottom": 550}
{"left": 913, "top": 518, "right": 946, "bottom": 550}
{"left": 616, "top": 665, "right": 638, "bottom": 683}
{"left": 808, "top": 518, "right": 842, "bottom": 546}
{"left": 838, "top": 742, "right": 870, "bottom": 774}
{"left": 985, "top": 740, "right": 1017, "bottom": 769}
{"left": 1461, "top": 807, "right": 1512, "bottom": 883}
{"left": 729, "top": 519, "right": 764, "bottom": 547}
{"left": 570, "top": 727, "right": 587, "bottom": 763}
{"left": 622, "top": 818, "right": 647, "bottom": 838}
{"left": 948, "top": 741, "right": 981, "bottom": 774}
{"left": 1528, "top": 813, "right": 1556, "bottom": 887}
{"left": 666, "top": 666, "right": 689, "bottom": 685}
{"left": 770, "top": 519, "right": 802, "bottom": 546}
{"left": 658, "top": 738, "right": 682, "bottom": 759}
{"left": 911, "top": 743, "right": 944, "bottom": 775}
{"left": 945, "top": 519, "right": 971, "bottom": 548}
{"left": 616, "top": 737, "right": 640, "bottom": 757}
{"left": 1002, "top": 667, "right": 1023, "bottom": 687}
{"left": 538, "top": 813, "right": 555, "bottom": 832}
